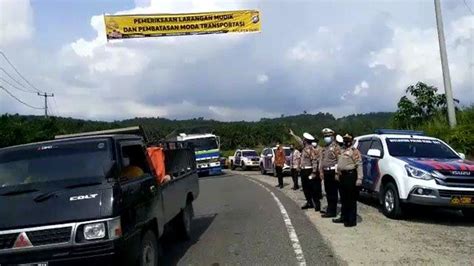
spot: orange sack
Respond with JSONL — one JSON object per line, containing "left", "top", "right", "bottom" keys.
{"left": 147, "top": 147, "right": 166, "bottom": 184}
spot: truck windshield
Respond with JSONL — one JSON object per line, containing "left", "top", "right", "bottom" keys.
{"left": 243, "top": 151, "right": 258, "bottom": 157}
{"left": 386, "top": 138, "right": 459, "bottom": 159}
{"left": 187, "top": 137, "right": 218, "bottom": 151}
{"left": 0, "top": 139, "right": 114, "bottom": 188}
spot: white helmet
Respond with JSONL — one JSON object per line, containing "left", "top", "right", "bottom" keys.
{"left": 336, "top": 134, "right": 343, "bottom": 144}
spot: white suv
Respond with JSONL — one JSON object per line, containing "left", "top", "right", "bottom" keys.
{"left": 354, "top": 129, "right": 474, "bottom": 219}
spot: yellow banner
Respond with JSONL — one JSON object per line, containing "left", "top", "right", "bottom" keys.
{"left": 104, "top": 10, "right": 261, "bottom": 40}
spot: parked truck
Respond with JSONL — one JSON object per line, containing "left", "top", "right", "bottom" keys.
{"left": 0, "top": 126, "right": 199, "bottom": 265}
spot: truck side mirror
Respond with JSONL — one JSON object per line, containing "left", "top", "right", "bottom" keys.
{"left": 267, "top": 154, "right": 273, "bottom": 158}
{"left": 458, "top": 152, "right": 466, "bottom": 160}
{"left": 367, "top": 149, "right": 382, "bottom": 158}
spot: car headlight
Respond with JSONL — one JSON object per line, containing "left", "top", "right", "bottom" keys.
{"left": 84, "top": 223, "right": 106, "bottom": 240}
{"left": 405, "top": 165, "right": 434, "bottom": 180}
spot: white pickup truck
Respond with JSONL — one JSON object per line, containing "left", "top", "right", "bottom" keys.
{"left": 229, "top": 149, "right": 260, "bottom": 171}
{"left": 354, "top": 129, "right": 474, "bottom": 220}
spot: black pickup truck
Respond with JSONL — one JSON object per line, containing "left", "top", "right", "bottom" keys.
{"left": 0, "top": 127, "right": 199, "bottom": 266}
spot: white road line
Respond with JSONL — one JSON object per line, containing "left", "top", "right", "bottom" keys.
{"left": 246, "top": 177, "right": 307, "bottom": 266}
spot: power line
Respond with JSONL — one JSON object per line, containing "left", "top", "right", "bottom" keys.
{"left": 0, "top": 67, "right": 35, "bottom": 93}
{"left": 0, "top": 77, "right": 37, "bottom": 94}
{"left": 52, "top": 96, "right": 61, "bottom": 117}
{"left": 462, "top": 0, "right": 474, "bottom": 15}
{"left": 0, "top": 85, "right": 44, "bottom": 110}
{"left": 0, "top": 50, "right": 42, "bottom": 93}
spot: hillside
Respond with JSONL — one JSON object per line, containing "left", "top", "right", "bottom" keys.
{"left": 0, "top": 112, "right": 394, "bottom": 150}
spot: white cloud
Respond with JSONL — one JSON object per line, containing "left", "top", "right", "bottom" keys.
{"left": 256, "top": 74, "right": 269, "bottom": 84}
{"left": 369, "top": 15, "right": 474, "bottom": 104}
{"left": 353, "top": 80, "right": 369, "bottom": 95}
{"left": 287, "top": 41, "right": 321, "bottom": 63}
{"left": 0, "top": 0, "right": 34, "bottom": 45}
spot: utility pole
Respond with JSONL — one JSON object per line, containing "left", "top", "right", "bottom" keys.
{"left": 37, "top": 92, "right": 54, "bottom": 118}
{"left": 434, "top": 0, "right": 457, "bottom": 128}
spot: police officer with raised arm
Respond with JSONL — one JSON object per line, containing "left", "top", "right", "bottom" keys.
{"left": 289, "top": 129, "right": 322, "bottom": 211}
{"left": 333, "top": 133, "right": 363, "bottom": 227}
{"left": 319, "top": 128, "right": 341, "bottom": 218}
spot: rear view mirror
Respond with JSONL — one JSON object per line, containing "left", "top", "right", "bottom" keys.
{"left": 458, "top": 152, "right": 466, "bottom": 160}
{"left": 367, "top": 149, "right": 382, "bottom": 158}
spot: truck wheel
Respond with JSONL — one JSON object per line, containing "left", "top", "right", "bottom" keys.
{"left": 140, "top": 230, "right": 159, "bottom": 266}
{"left": 382, "top": 182, "right": 403, "bottom": 219}
{"left": 462, "top": 209, "right": 474, "bottom": 220}
{"left": 176, "top": 202, "right": 194, "bottom": 240}
{"left": 260, "top": 164, "right": 266, "bottom": 175}
{"left": 242, "top": 162, "right": 247, "bottom": 171}
{"left": 231, "top": 162, "right": 236, "bottom": 170}
{"left": 273, "top": 165, "right": 277, "bottom": 177}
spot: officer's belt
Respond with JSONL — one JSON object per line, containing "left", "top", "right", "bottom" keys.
{"left": 301, "top": 166, "right": 313, "bottom": 169}
{"left": 323, "top": 166, "right": 336, "bottom": 171}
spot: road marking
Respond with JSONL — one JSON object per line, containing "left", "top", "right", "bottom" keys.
{"left": 246, "top": 177, "right": 307, "bottom": 266}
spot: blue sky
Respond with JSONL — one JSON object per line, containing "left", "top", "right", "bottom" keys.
{"left": 0, "top": 0, "right": 473, "bottom": 121}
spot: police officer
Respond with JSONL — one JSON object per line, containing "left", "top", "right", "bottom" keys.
{"left": 333, "top": 133, "right": 363, "bottom": 227}
{"left": 319, "top": 128, "right": 341, "bottom": 218}
{"left": 289, "top": 129, "right": 322, "bottom": 211}
{"left": 289, "top": 144, "right": 301, "bottom": 190}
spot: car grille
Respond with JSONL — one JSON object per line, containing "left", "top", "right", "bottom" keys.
{"left": 438, "top": 190, "right": 474, "bottom": 198}
{"left": 435, "top": 176, "right": 474, "bottom": 188}
{"left": 0, "top": 233, "right": 18, "bottom": 250}
{"left": 27, "top": 227, "right": 72, "bottom": 246}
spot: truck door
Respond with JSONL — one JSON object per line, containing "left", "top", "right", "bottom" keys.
{"left": 235, "top": 151, "right": 241, "bottom": 166}
{"left": 264, "top": 149, "right": 273, "bottom": 170}
{"left": 118, "top": 141, "right": 159, "bottom": 255}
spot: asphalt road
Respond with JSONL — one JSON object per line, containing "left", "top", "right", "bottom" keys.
{"left": 162, "top": 171, "right": 337, "bottom": 265}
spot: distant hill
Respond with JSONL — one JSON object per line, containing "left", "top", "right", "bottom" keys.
{"left": 0, "top": 112, "right": 394, "bottom": 150}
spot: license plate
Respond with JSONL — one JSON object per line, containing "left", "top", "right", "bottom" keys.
{"left": 450, "top": 196, "right": 474, "bottom": 205}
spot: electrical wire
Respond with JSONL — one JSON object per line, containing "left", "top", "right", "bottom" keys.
{"left": 0, "top": 77, "right": 37, "bottom": 94}
{"left": 463, "top": 0, "right": 474, "bottom": 15}
{"left": 0, "top": 50, "right": 42, "bottom": 93}
{"left": 0, "top": 67, "right": 35, "bottom": 92}
{"left": 0, "top": 85, "right": 44, "bottom": 110}
{"left": 52, "top": 96, "right": 61, "bottom": 117}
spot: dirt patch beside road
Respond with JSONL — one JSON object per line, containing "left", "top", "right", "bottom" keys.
{"left": 233, "top": 170, "right": 474, "bottom": 265}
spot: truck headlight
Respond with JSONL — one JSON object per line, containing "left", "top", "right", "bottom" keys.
{"left": 405, "top": 165, "right": 434, "bottom": 180}
{"left": 84, "top": 223, "right": 106, "bottom": 240}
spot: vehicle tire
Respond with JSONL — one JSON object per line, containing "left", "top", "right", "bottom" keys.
{"left": 260, "top": 164, "right": 266, "bottom": 175}
{"left": 382, "top": 182, "right": 403, "bottom": 219}
{"left": 242, "top": 162, "right": 247, "bottom": 171}
{"left": 462, "top": 209, "right": 474, "bottom": 220}
{"left": 272, "top": 164, "right": 277, "bottom": 177}
{"left": 140, "top": 230, "right": 159, "bottom": 266}
{"left": 176, "top": 202, "right": 194, "bottom": 240}
{"left": 231, "top": 161, "right": 236, "bottom": 170}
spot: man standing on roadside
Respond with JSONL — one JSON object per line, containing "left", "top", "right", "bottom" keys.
{"left": 333, "top": 133, "right": 363, "bottom": 227}
{"left": 289, "top": 144, "right": 301, "bottom": 190}
{"left": 289, "top": 129, "right": 322, "bottom": 211}
{"left": 320, "top": 128, "right": 341, "bottom": 218}
{"left": 274, "top": 144, "right": 286, "bottom": 189}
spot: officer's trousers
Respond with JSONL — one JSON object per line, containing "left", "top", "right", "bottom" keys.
{"left": 301, "top": 169, "right": 321, "bottom": 209}
{"left": 323, "top": 169, "right": 338, "bottom": 215}
{"left": 291, "top": 168, "right": 299, "bottom": 189}
{"left": 340, "top": 170, "right": 359, "bottom": 226}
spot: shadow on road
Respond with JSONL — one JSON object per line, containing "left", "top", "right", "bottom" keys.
{"left": 161, "top": 214, "right": 217, "bottom": 265}
{"left": 358, "top": 193, "right": 473, "bottom": 226}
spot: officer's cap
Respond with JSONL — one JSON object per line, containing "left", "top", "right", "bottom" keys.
{"left": 343, "top": 133, "right": 354, "bottom": 140}
{"left": 322, "top": 128, "right": 335, "bottom": 136}
{"left": 303, "top": 132, "right": 315, "bottom": 141}
{"left": 335, "top": 134, "right": 343, "bottom": 143}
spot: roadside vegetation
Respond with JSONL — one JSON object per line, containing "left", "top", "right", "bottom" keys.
{"left": 1, "top": 82, "right": 472, "bottom": 158}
